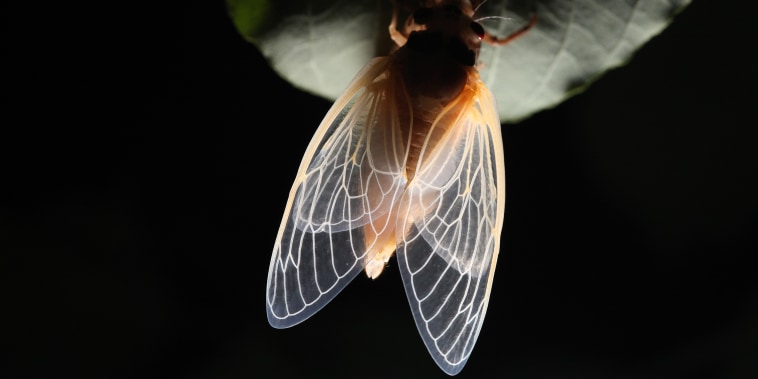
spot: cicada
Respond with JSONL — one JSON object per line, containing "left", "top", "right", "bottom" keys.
{"left": 266, "top": 0, "right": 535, "bottom": 375}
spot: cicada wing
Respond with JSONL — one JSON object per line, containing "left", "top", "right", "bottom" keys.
{"left": 267, "top": 57, "right": 409, "bottom": 328}
{"left": 396, "top": 81, "right": 505, "bottom": 375}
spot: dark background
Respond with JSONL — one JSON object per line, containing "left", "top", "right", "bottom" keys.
{"left": 5, "top": 1, "right": 756, "bottom": 378}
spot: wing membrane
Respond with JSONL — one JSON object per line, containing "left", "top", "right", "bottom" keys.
{"left": 266, "top": 58, "right": 410, "bottom": 328}
{"left": 396, "top": 81, "right": 505, "bottom": 375}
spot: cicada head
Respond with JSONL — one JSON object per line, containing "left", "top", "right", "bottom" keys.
{"left": 393, "top": 0, "right": 486, "bottom": 102}
{"left": 401, "top": 0, "right": 485, "bottom": 66}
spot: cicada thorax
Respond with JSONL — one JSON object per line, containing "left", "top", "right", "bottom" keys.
{"left": 389, "top": 1, "right": 486, "bottom": 183}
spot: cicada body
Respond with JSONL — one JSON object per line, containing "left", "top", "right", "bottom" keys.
{"left": 266, "top": 0, "right": 533, "bottom": 374}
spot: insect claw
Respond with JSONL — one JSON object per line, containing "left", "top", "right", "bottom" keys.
{"left": 482, "top": 13, "right": 538, "bottom": 46}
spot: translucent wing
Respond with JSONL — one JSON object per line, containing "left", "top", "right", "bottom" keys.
{"left": 396, "top": 79, "right": 505, "bottom": 375}
{"left": 266, "top": 57, "right": 410, "bottom": 328}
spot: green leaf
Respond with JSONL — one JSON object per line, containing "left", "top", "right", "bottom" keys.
{"left": 227, "top": 0, "right": 692, "bottom": 123}
{"left": 227, "top": 0, "right": 271, "bottom": 40}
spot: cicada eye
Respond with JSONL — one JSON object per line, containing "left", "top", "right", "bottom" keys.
{"left": 470, "top": 22, "right": 485, "bottom": 39}
{"left": 413, "top": 7, "right": 433, "bottom": 25}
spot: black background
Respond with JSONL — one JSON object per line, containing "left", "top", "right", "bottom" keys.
{"left": 5, "top": 1, "right": 756, "bottom": 378}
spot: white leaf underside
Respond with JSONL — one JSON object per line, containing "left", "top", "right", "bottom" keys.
{"left": 257, "top": 0, "right": 692, "bottom": 123}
